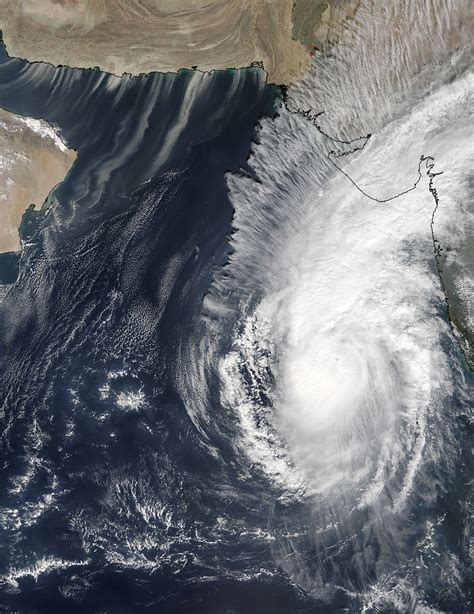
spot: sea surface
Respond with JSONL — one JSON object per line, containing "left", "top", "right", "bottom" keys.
{"left": 0, "top": 3, "right": 473, "bottom": 610}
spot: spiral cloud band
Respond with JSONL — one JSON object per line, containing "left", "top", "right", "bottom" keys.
{"left": 189, "top": 0, "right": 474, "bottom": 606}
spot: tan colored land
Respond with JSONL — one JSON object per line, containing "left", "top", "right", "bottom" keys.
{"left": 0, "top": 109, "right": 76, "bottom": 253}
{"left": 0, "top": 0, "right": 315, "bottom": 85}
{"left": 0, "top": 1, "right": 358, "bottom": 84}
{"left": 0, "top": 0, "right": 351, "bottom": 259}
{"left": 292, "top": 0, "right": 360, "bottom": 50}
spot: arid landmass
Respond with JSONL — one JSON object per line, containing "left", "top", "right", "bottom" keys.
{"left": 0, "top": 108, "right": 76, "bottom": 253}
{"left": 0, "top": 0, "right": 315, "bottom": 85}
{"left": 292, "top": 0, "right": 360, "bottom": 51}
{"left": 0, "top": 0, "right": 360, "bottom": 84}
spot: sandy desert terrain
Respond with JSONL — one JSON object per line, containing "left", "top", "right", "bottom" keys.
{"left": 0, "top": 108, "right": 76, "bottom": 253}
{"left": 0, "top": 0, "right": 318, "bottom": 84}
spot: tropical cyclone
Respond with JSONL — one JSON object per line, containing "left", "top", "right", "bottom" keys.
{"left": 0, "top": 0, "right": 316, "bottom": 85}
{"left": 0, "top": 108, "right": 76, "bottom": 254}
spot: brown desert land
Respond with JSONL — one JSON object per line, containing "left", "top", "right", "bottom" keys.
{"left": 0, "top": 0, "right": 317, "bottom": 85}
{"left": 0, "top": 108, "right": 76, "bottom": 253}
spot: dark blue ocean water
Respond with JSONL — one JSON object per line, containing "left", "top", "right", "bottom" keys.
{"left": 0, "top": 43, "right": 317, "bottom": 613}
{"left": 0, "top": 40, "right": 472, "bottom": 614}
